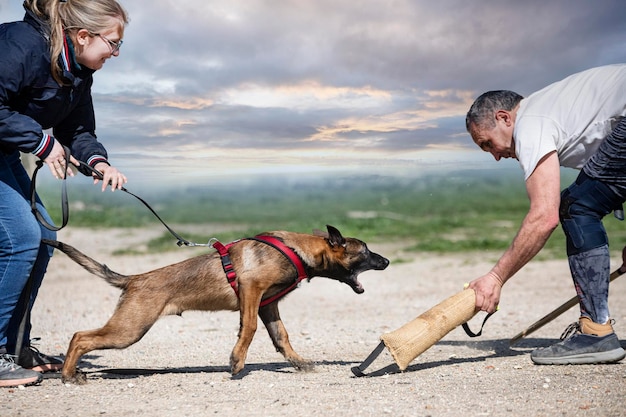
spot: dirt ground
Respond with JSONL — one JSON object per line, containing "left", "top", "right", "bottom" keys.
{"left": 1, "top": 226, "right": 625, "bottom": 417}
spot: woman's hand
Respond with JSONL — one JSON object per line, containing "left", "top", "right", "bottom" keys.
{"left": 43, "top": 141, "right": 79, "bottom": 179}
{"left": 92, "top": 162, "right": 128, "bottom": 191}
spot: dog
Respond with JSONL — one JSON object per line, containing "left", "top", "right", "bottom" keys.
{"left": 43, "top": 225, "right": 389, "bottom": 384}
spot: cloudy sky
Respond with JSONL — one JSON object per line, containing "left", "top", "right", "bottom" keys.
{"left": 2, "top": 0, "right": 625, "bottom": 185}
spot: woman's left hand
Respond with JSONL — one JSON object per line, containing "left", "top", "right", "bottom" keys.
{"left": 93, "top": 162, "right": 128, "bottom": 191}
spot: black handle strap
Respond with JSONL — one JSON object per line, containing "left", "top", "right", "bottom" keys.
{"left": 461, "top": 311, "right": 495, "bottom": 337}
{"left": 351, "top": 341, "right": 386, "bottom": 377}
{"left": 29, "top": 146, "right": 71, "bottom": 231}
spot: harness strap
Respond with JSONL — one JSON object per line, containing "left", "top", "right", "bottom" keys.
{"left": 250, "top": 235, "right": 307, "bottom": 280}
{"left": 212, "top": 240, "right": 240, "bottom": 296}
{"left": 212, "top": 235, "right": 309, "bottom": 307}
{"left": 251, "top": 235, "right": 309, "bottom": 307}
{"left": 259, "top": 281, "right": 299, "bottom": 307}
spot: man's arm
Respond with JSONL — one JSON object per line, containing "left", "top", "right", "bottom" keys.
{"left": 469, "top": 151, "right": 561, "bottom": 312}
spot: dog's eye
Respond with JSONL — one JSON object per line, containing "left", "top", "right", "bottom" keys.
{"left": 347, "top": 247, "right": 367, "bottom": 258}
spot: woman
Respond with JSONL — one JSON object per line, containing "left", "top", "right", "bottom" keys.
{"left": 0, "top": 0, "right": 129, "bottom": 387}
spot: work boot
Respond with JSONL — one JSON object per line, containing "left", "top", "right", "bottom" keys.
{"left": 0, "top": 351, "right": 43, "bottom": 388}
{"left": 17, "top": 345, "right": 64, "bottom": 373}
{"left": 531, "top": 317, "right": 626, "bottom": 365}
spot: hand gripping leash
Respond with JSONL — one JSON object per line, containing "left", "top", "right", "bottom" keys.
{"left": 29, "top": 146, "right": 210, "bottom": 247}
{"left": 29, "top": 147, "right": 72, "bottom": 231}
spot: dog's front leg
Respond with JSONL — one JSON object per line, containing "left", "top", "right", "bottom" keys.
{"left": 259, "top": 303, "right": 314, "bottom": 372}
{"left": 230, "top": 286, "right": 262, "bottom": 375}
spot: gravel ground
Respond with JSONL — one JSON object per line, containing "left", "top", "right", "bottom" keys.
{"left": 1, "top": 227, "right": 625, "bottom": 417}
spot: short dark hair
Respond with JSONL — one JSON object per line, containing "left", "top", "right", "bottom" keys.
{"left": 466, "top": 90, "right": 523, "bottom": 131}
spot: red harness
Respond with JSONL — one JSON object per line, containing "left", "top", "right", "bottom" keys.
{"left": 212, "top": 235, "right": 308, "bottom": 307}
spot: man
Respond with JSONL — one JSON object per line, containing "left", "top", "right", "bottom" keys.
{"left": 465, "top": 64, "right": 626, "bottom": 364}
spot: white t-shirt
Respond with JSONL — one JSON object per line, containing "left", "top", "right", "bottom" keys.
{"left": 514, "top": 64, "right": 626, "bottom": 180}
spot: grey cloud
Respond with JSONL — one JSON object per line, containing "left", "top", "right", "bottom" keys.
{"left": 2, "top": 0, "right": 625, "bottom": 179}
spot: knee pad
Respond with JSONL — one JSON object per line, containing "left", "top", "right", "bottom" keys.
{"left": 559, "top": 183, "right": 614, "bottom": 256}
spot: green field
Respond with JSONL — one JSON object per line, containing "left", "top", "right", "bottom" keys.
{"left": 37, "top": 167, "right": 626, "bottom": 258}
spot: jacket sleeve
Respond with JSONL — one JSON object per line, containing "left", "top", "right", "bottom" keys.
{"left": 0, "top": 28, "right": 55, "bottom": 158}
{"left": 53, "top": 76, "right": 110, "bottom": 176}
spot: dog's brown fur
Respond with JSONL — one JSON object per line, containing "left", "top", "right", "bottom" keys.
{"left": 43, "top": 225, "right": 389, "bottom": 384}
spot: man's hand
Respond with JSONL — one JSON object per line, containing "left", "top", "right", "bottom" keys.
{"left": 468, "top": 272, "right": 504, "bottom": 313}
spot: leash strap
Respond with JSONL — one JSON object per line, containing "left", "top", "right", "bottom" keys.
{"left": 30, "top": 150, "right": 208, "bottom": 247}
{"left": 30, "top": 147, "right": 71, "bottom": 231}
{"left": 20, "top": 146, "right": 72, "bottom": 357}
{"left": 76, "top": 161, "right": 203, "bottom": 247}
{"left": 106, "top": 179, "right": 199, "bottom": 247}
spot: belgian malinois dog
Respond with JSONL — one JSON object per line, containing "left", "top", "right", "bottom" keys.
{"left": 43, "top": 225, "right": 389, "bottom": 384}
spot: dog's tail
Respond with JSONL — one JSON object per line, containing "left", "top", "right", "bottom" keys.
{"left": 42, "top": 239, "right": 129, "bottom": 289}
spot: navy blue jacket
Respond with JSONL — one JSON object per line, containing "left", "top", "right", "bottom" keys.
{"left": 0, "top": 8, "right": 109, "bottom": 174}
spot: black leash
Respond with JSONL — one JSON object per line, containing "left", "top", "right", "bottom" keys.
{"left": 13, "top": 272, "right": 34, "bottom": 363}
{"left": 29, "top": 147, "right": 71, "bottom": 231}
{"left": 30, "top": 147, "right": 210, "bottom": 247}
{"left": 15, "top": 150, "right": 72, "bottom": 360}
{"left": 18, "top": 149, "right": 209, "bottom": 360}
{"left": 16, "top": 148, "right": 74, "bottom": 360}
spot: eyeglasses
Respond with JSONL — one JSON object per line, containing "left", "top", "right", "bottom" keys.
{"left": 95, "top": 33, "right": 123, "bottom": 54}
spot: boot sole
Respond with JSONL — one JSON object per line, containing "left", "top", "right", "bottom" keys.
{"left": 531, "top": 347, "right": 626, "bottom": 365}
{"left": 0, "top": 373, "right": 43, "bottom": 388}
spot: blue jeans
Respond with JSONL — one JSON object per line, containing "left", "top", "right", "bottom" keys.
{"left": 0, "top": 151, "right": 56, "bottom": 351}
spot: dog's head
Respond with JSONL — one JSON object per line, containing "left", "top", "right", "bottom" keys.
{"left": 312, "top": 225, "right": 389, "bottom": 294}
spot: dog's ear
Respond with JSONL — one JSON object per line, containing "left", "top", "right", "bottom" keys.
{"left": 326, "top": 225, "right": 346, "bottom": 247}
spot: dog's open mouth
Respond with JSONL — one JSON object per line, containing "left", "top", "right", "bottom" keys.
{"left": 344, "top": 256, "right": 389, "bottom": 294}
{"left": 345, "top": 275, "right": 365, "bottom": 294}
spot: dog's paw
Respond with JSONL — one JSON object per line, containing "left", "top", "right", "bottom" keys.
{"left": 230, "top": 358, "right": 245, "bottom": 375}
{"left": 61, "top": 370, "right": 88, "bottom": 385}
{"left": 291, "top": 358, "right": 315, "bottom": 372}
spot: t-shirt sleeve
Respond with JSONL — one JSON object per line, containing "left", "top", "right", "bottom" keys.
{"left": 514, "top": 115, "right": 560, "bottom": 180}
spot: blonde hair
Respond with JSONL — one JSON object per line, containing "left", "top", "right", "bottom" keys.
{"left": 24, "top": 0, "right": 129, "bottom": 85}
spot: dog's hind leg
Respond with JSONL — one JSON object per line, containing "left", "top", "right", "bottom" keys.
{"left": 259, "top": 303, "right": 314, "bottom": 372}
{"left": 61, "top": 298, "right": 164, "bottom": 384}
